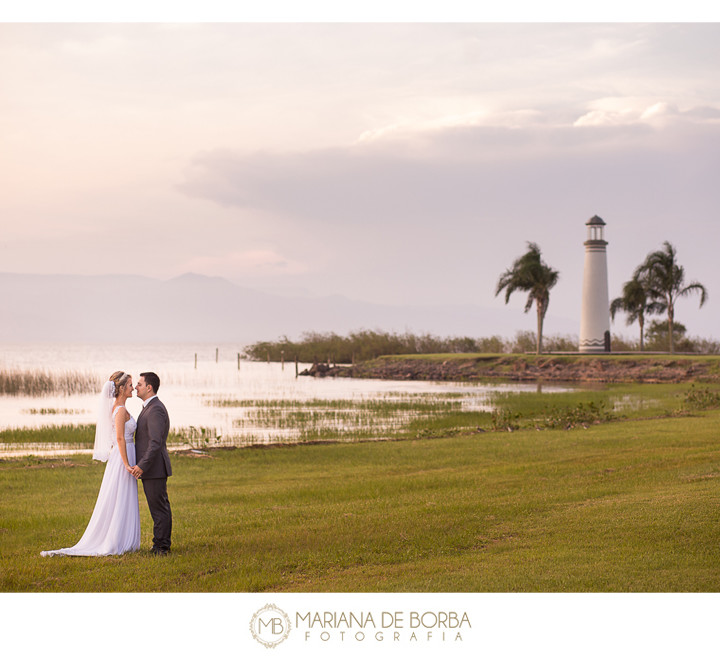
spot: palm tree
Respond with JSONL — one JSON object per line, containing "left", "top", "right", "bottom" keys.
{"left": 609, "top": 272, "right": 662, "bottom": 351}
{"left": 636, "top": 241, "right": 708, "bottom": 353}
{"left": 495, "top": 242, "right": 559, "bottom": 354}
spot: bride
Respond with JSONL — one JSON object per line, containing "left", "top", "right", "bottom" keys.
{"left": 41, "top": 371, "right": 141, "bottom": 556}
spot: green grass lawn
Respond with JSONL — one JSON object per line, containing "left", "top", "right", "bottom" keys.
{"left": 2, "top": 408, "right": 720, "bottom": 592}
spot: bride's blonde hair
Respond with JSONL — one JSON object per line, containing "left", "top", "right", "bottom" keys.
{"left": 108, "top": 371, "right": 131, "bottom": 398}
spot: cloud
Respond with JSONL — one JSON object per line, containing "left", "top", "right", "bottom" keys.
{"left": 59, "top": 34, "right": 129, "bottom": 56}
{"left": 589, "top": 36, "right": 648, "bottom": 59}
{"left": 356, "top": 109, "right": 546, "bottom": 143}
{"left": 183, "top": 249, "right": 310, "bottom": 278}
{"left": 574, "top": 98, "right": 720, "bottom": 128}
{"left": 180, "top": 113, "right": 716, "bottom": 231}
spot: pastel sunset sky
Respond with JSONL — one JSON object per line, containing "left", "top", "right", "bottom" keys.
{"left": 2, "top": 6, "right": 718, "bottom": 339}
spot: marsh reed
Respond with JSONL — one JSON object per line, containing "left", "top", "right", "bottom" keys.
{"left": 218, "top": 394, "right": 468, "bottom": 444}
{"left": 0, "top": 424, "right": 95, "bottom": 445}
{"left": 0, "top": 369, "right": 102, "bottom": 397}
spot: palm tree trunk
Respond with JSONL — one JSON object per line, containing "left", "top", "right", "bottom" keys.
{"left": 639, "top": 313, "right": 644, "bottom": 352}
{"left": 668, "top": 301, "right": 674, "bottom": 353}
{"left": 536, "top": 304, "right": 544, "bottom": 354}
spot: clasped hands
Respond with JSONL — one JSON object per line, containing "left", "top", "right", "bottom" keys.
{"left": 126, "top": 464, "right": 143, "bottom": 479}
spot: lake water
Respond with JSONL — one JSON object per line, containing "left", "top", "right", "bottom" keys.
{"left": 0, "top": 343, "right": 571, "bottom": 456}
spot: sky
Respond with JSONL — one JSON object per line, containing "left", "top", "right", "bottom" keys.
{"left": 1, "top": 15, "right": 719, "bottom": 340}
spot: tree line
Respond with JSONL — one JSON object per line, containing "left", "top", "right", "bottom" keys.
{"left": 243, "top": 328, "right": 719, "bottom": 363}
{"left": 243, "top": 330, "right": 575, "bottom": 363}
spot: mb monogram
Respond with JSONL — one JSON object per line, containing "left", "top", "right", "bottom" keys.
{"left": 250, "top": 604, "right": 292, "bottom": 648}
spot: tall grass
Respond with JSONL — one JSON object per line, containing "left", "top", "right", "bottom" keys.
{"left": 0, "top": 369, "right": 101, "bottom": 397}
{"left": 219, "top": 395, "right": 467, "bottom": 444}
{"left": 208, "top": 394, "right": 464, "bottom": 410}
{"left": 0, "top": 425, "right": 95, "bottom": 445}
{"left": 490, "top": 382, "right": 712, "bottom": 420}
{"left": 22, "top": 408, "right": 88, "bottom": 415}
{"left": 203, "top": 383, "right": 720, "bottom": 445}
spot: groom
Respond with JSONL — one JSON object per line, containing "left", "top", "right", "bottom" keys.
{"left": 132, "top": 372, "right": 172, "bottom": 556}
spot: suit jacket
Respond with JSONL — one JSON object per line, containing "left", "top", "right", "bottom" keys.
{"left": 135, "top": 397, "right": 172, "bottom": 479}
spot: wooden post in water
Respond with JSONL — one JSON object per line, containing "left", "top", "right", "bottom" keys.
{"left": 267, "top": 350, "right": 270, "bottom": 365}
{"left": 237, "top": 353, "right": 241, "bottom": 371}
{"left": 295, "top": 355, "right": 298, "bottom": 378}
{"left": 281, "top": 350, "right": 285, "bottom": 371}
{"left": 216, "top": 348, "right": 219, "bottom": 363}
{"left": 194, "top": 353, "right": 197, "bottom": 369}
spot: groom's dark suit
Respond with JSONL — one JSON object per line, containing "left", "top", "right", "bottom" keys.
{"left": 135, "top": 397, "right": 172, "bottom": 552}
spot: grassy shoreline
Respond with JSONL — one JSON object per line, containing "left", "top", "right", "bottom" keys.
{"left": 334, "top": 353, "right": 720, "bottom": 384}
{"left": 3, "top": 381, "right": 719, "bottom": 447}
{"left": 2, "top": 404, "right": 720, "bottom": 592}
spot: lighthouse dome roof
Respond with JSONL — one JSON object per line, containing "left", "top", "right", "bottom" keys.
{"left": 586, "top": 215, "right": 606, "bottom": 226}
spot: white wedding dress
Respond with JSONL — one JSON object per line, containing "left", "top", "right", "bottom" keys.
{"left": 41, "top": 407, "right": 141, "bottom": 556}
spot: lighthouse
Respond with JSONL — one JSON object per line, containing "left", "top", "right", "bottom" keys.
{"left": 580, "top": 215, "right": 610, "bottom": 353}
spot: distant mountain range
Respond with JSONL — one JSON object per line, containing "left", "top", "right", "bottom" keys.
{"left": 0, "top": 272, "right": 577, "bottom": 344}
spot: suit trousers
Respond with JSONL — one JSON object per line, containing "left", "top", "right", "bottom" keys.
{"left": 141, "top": 477, "right": 172, "bottom": 551}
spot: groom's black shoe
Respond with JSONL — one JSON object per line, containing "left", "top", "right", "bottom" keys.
{"left": 151, "top": 547, "right": 171, "bottom": 556}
